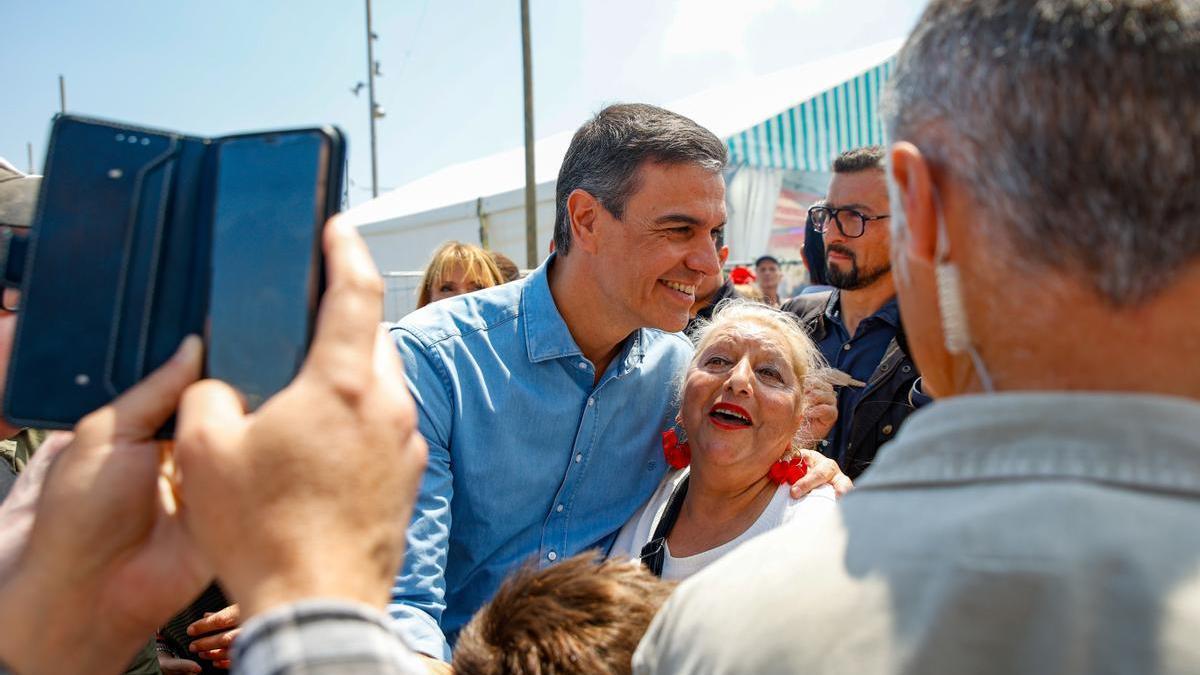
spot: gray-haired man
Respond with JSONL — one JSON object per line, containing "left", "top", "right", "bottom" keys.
{"left": 635, "top": 1, "right": 1200, "bottom": 672}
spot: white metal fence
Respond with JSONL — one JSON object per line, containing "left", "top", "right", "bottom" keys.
{"left": 382, "top": 272, "right": 424, "bottom": 322}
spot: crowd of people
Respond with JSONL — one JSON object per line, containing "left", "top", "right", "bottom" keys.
{"left": 2, "top": 0, "right": 1200, "bottom": 673}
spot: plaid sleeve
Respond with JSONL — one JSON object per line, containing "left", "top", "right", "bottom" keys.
{"left": 232, "top": 599, "right": 428, "bottom": 675}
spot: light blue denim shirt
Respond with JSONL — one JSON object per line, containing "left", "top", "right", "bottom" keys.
{"left": 388, "top": 255, "right": 693, "bottom": 660}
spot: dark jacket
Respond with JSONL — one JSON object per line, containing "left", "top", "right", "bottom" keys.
{"left": 781, "top": 291, "right": 922, "bottom": 480}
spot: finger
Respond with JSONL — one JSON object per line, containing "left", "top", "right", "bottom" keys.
{"left": 215, "top": 660, "right": 232, "bottom": 670}
{"left": 197, "top": 647, "right": 230, "bottom": 661}
{"left": 789, "top": 449, "right": 841, "bottom": 498}
{"left": 80, "top": 336, "right": 203, "bottom": 442}
{"left": 307, "top": 217, "right": 385, "bottom": 377}
{"left": 189, "top": 629, "right": 236, "bottom": 652}
{"left": 832, "top": 474, "right": 854, "bottom": 496}
{"left": 187, "top": 604, "right": 240, "bottom": 635}
{"left": 175, "top": 379, "right": 248, "bottom": 476}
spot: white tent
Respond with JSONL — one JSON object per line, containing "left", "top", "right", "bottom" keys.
{"left": 342, "top": 39, "right": 901, "bottom": 315}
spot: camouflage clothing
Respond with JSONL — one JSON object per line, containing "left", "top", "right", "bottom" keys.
{"left": 0, "top": 428, "right": 47, "bottom": 501}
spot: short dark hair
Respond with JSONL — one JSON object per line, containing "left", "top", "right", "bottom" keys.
{"left": 832, "top": 146, "right": 886, "bottom": 173}
{"left": 553, "top": 103, "right": 728, "bottom": 255}
{"left": 452, "top": 553, "right": 675, "bottom": 675}
{"left": 886, "top": 0, "right": 1200, "bottom": 305}
{"left": 754, "top": 254, "right": 779, "bottom": 268}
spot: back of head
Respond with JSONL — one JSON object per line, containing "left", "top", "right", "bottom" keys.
{"left": 553, "top": 103, "right": 727, "bottom": 256}
{"left": 885, "top": 0, "right": 1200, "bottom": 306}
{"left": 488, "top": 251, "right": 521, "bottom": 282}
{"left": 453, "top": 554, "right": 675, "bottom": 675}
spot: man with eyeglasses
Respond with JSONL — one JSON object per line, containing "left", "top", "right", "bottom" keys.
{"left": 781, "top": 146, "right": 925, "bottom": 480}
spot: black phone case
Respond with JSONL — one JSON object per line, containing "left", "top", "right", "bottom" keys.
{"left": 5, "top": 115, "right": 346, "bottom": 430}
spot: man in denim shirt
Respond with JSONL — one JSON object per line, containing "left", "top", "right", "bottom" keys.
{"left": 389, "top": 104, "right": 840, "bottom": 663}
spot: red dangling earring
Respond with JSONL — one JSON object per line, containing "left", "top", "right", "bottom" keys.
{"left": 661, "top": 427, "right": 691, "bottom": 469}
{"left": 768, "top": 456, "right": 807, "bottom": 485}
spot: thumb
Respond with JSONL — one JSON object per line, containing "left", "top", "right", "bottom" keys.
{"left": 79, "top": 336, "right": 203, "bottom": 443}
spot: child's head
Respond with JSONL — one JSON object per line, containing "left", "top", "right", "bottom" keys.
{"left": 453, "top": 554, "right": 674, "bottom": 675}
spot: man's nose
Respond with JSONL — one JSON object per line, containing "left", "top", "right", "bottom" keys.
{"left": 688, "top": 236, "right": 722, "bottom": 278}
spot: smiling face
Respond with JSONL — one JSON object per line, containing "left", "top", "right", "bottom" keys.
{"left": 590, "top": 161, "right": 727, "bottom": 333}
{"left": 680, "top": 321, "right": 806, "bottom": 483}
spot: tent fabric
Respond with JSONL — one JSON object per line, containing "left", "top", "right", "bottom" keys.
{"left": 725, "top": 59, "right": 895, "bottom": 171}
{"left": 341, "top": 39, "right": 902, "bottom": 230}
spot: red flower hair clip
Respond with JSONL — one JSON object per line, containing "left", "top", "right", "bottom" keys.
{"left": 661, "top": 427, "right": 691, "bottom": 469}
{"left": 768, "top": 456, "right": 807, "bottom": 485}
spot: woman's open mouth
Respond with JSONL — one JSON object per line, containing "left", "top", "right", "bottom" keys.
{"left": 708, "top": 402, "right": 753, "bottom": 430}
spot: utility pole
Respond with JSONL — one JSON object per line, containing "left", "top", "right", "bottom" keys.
{"left": 520, "top": 0, "right": 537, "bottom": 266}
{"left": 365, "top": 0, "right": 381, "bottom": 198}
{"left": 26, "top": 143, "right": 34, "bottom": 174}
{"left": 58, "top": 75, "right": 66, "bottom": 113}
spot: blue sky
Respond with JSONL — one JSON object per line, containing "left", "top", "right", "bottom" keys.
{"left": 3, "top": 0, "right": 927, "bottom": 206}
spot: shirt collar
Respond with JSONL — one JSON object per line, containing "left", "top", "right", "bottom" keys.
{"left": 859, "top": 392, "right": 1200, "bottom": 496}
{"left": 825, "top": 289, "right": 901, "bottom": 329}
{"left": 521, "top": 254, "right": 648, "bottom": 371}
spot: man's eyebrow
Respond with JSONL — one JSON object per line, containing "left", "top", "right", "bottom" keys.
{"left": 653, "top": 214, "right": 729, "bottom": 228}
{"left": 653, "top": 213, "right": 704, "bottom": 226}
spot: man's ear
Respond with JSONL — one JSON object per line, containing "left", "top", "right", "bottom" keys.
{"left": 889, "top": 142, "right": 938, "bottom": 265}
{"left": 718, "top": 245, "right": 730, "bottom": 266}
{"left": 566, "top": 189, "right": 602, "bottom": 255}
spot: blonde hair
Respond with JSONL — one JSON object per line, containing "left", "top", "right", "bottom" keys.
{"left": 686, "top": 299, "right": 828, "bottom": 457}
{"left": 417, "top": 241, "right": 505, "bottom": 309}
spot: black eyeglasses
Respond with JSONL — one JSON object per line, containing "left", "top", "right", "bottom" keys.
{"left": 808, "top": 205, "right": 889, "bottom": 239}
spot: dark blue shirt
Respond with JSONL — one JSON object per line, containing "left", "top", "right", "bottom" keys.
{"left": 814, "top": 290, "right": 901, "bottom": 466}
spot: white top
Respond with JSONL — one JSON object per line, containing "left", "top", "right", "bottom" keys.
{"left": 610, "top": 467, "right": 838, "bottom": 581}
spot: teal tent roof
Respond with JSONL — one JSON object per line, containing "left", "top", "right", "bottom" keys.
{"left": 725, "top": 58, "right": 895, "bottom": 171}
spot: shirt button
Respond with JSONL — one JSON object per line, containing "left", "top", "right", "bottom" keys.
{"left": 577, "top": 362, "right": 587, "bottom": 370}
{"left": 587, "top": 397, "right": 594, "bottom": 407}
{"left": 556, "top": 504, "right": 564, "bottom": 513}
{"left": 882, "top": 424, "right": 894, "bottom": 435}
{"left": 575, "top": 453, "right": 583, "bottom": 463}
{"left": 842, "top": 343, "right": 852, "bottom": 351}
{"left": 547, "top": 551, "right": 558, "bottom": 561}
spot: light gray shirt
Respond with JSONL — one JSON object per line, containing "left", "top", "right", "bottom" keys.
{"left": 634, "top": 393, "right": 1200, "bottom": 674}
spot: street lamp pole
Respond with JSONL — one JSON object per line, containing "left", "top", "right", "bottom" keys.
{"left": 520, "top": 0, "right": 536, "bottom": 266}
{"left": 365, "top": 0, "right": 380, "bottom": 199}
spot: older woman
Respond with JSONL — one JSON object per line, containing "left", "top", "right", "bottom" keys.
{"left": 416, "top": 241, "right": 506, "bottom": 309}
{"left": 611, "top": 300, "right": 840, "bottom": 580}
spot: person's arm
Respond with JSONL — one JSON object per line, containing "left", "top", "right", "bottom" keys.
{"left": 387, "top": 328, "right": 456, "bottom": 662}
{"left": 172, "top": 217, "right": 430, "bottom": 669}
{"left": 232, "top": 599, "right": 426, "bottom": 675}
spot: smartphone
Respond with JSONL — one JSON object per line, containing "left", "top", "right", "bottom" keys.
{"left": 4, "top": 115, "right": 346, "bottom": 429}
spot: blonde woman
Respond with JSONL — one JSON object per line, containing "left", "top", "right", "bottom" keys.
{"left": 417, "top": 241, "right": 505, "bottom": 309}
